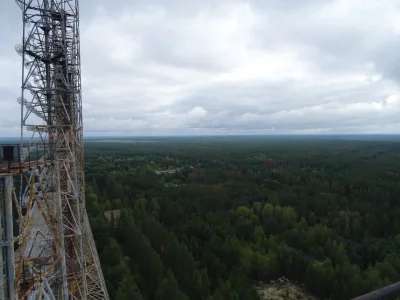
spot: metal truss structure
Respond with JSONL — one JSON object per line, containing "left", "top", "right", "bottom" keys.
{"left": 0, "top": 0, "right": 109, "bottom": 299}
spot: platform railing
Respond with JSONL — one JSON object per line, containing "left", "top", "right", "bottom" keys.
{"left": 352, "top": 281, "right": 400, "bottom": 299}
{"left": 0, "top": 143, "right": 52, "bottom": 174}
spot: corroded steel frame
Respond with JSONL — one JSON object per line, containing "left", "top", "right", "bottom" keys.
{"left": 13, "top": 1, "right": 109, "bottom": 299}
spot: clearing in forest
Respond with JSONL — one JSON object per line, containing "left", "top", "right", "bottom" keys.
{"left": 256, "top": 283, "right": 318, "bottom": 300}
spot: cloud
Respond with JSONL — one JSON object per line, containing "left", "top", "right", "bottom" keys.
{"left": 188, "top": 107, "right": 207, "bottom": 119}
{"left": 1, "top": 0, "right": 400, "bottom": 137}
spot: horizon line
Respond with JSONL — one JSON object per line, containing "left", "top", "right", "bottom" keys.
{"left": 1, "top": 133, "right": 400, "bottom": 139}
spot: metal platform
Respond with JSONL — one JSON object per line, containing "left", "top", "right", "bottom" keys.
{"left": 0, "top": 144, "right": 50, "bottom": 175}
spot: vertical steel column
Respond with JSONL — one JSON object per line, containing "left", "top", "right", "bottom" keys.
{"left": 4, "top": 176, "right": 15, "bottom": 300}
{"left": 0, "top": 178, "right": 5, "bottom": 300}
{"left": 55, "top": 163, "right": 69, "bottom": 300}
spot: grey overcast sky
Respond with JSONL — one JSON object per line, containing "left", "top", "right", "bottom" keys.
{"left": 1, "top": 0, "right": 400, "bottom": 136}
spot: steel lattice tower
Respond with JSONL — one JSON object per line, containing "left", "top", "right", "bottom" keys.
{"left": 1, "top": 0, "right": 110, "bottom": 299}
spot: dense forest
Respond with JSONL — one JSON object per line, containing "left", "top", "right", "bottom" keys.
{"left": 84, "top": 136, "right": 400, "bottom": 300}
